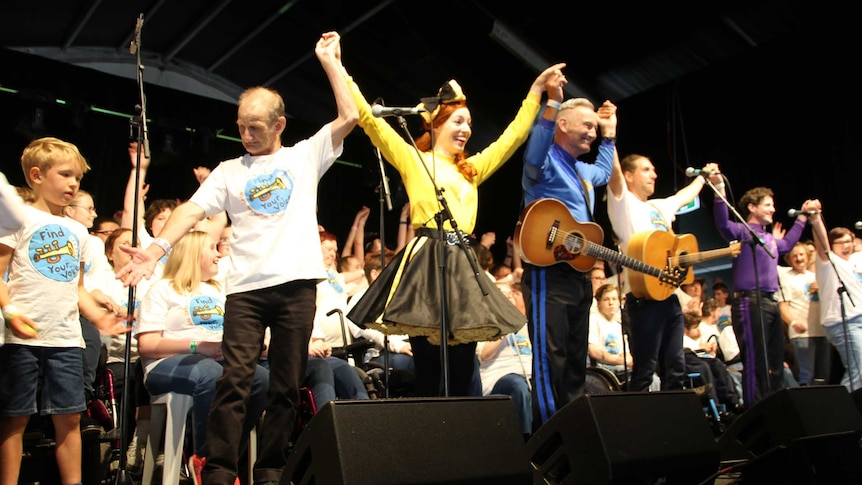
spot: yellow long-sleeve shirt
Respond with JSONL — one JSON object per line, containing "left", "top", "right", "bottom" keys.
{"left": 346, "top": 75, "right": 540, "bottom": 234}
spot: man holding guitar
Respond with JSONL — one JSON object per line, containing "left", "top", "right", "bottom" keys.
{"left": 606, "top": 154, "right": 720, "bottom": 392}
{"left": 520, "top": 92, "right": 617, "bottom": 429}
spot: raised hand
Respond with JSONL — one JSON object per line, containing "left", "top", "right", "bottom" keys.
{"left": 596, "top": 100, "right": 617, "bottom": 136}
{"left": 533, "top": 63, "right": 567, "bottom": 96}
{"left": 772, "top": 221, "right": 785, "bottom": 239}
{"left": 316, "top": 31, "right": 341, "bottom": 65}
{"left": 480, "top": 232, "right": 496, "bottom": 250}
{"left": 128, "top": 141, "right": 151, "bottom": 170}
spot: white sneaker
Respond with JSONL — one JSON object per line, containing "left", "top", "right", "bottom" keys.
{"left": 125, "top": 429, "right": 144, "bottom": 476}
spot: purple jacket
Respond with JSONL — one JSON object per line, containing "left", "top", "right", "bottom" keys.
{"left": 713, "top": 197, "right": 806, "bottom": 293}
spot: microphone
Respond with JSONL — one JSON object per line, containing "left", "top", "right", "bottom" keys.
{"left": 854, "top": 221, "right": 862, "bottom": 230}
{"left": 129, "top": 13, "right": 143, "bottom": 55}
{"left": 685, "top": 167, "right": 715, "bottom": 177}
{"left": 371, "top": 104, "right": 426, "bottom": 118}
{"left": 787, "top": 208, "right": 820, "bottom": 217}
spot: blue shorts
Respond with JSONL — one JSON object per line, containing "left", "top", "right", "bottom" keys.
{"left": 0, "top": 344, "right": 86, "bottom": 416}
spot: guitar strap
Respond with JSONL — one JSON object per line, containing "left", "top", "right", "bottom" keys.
{"left": 573, "top": 165, "right": 593, "bottom": 221}
{"left": 648, "top": 201, "right": 674, "bottom": 234}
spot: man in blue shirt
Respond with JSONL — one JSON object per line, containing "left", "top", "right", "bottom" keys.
{"left": 520, "top": 94, "right": 617, "bottom": 429}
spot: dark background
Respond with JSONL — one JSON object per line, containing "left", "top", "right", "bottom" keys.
{"left": 1, "top": 1, "right": 858, "bottom": 284}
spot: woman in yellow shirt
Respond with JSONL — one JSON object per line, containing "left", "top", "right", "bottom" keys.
{"left": 345, "top": 57, "right": 566, "bottom": 397}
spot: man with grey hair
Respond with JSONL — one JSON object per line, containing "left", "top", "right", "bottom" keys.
{"left": 116, "top": 32, "right": 358, "bottom": 485}
{"left": 520, "top": 87, "right": 618, "bottom": 430}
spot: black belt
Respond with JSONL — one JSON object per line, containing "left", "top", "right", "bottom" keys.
{"left": 415, "top": 227, "right": 475, "bottom": 246}
{"left": 734, "top": 290, "right": 775, "bottom": 300}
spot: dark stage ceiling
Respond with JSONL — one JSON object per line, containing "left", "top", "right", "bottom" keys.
{"left": 0, "top": 0, "right": 859, "bottom": 257}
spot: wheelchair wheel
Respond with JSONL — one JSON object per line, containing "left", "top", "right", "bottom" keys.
{"left": 585, "top": 366, "right": 622, "bottom": 394}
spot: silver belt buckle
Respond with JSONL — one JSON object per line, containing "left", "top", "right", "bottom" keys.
{"left": 445, "top": 231, "right": 460, "bottom": 246}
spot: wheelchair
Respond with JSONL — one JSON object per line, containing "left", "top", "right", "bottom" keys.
{"left": 585, "top": 366, "right": 626, "bottom": 394}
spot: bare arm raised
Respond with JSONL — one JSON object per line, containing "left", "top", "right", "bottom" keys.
{"left": 316, "top": 31, "right": 358, "bottom": 149}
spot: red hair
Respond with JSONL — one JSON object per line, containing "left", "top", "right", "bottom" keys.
{"left": 415, "top": 101, "right": 477, "bottom": 182}
{"left": 319, "top": 230, "right": 337, "bottom": 243}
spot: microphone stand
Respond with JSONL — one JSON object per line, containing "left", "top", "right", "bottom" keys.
{"left": 705, "top": 177, "right": 775, "bottom": 400}
{"left": 810, "top": 215, "right": 857, "bottom": 391}
{"left": 393, "top": 111, "right": 488, "bottom": 397}
{"left": 374, "top": 145, "right": 393, "bottom": 397}
{"left": 116, "top": 13, "right": 146, "bottom": 485}
{"left": 609, "top": 250, "right": 631, "bottom": 389}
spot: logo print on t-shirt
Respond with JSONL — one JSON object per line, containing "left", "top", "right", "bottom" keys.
{"left": 327, "top": 269, "right": 344, "bottom": 294}
{"left": 804, "top": 282, "right": 820, "bottom": 302}
{"left": 189, "top": 295, "right": 225, "bottom": 331}
{"left": 604, "top": 333, "right": 622, "bottom": 356}
{"left": 508, "top": 333, "right": 532, "bottom": 356}
{"left": 648, "top": 209, "right": 670, "bottom": 232}
{"left": 245, "top": 170, "right": 293, "bottom": 215}
{"left": 29, "top": 224, "right": 80, "bottom": 282}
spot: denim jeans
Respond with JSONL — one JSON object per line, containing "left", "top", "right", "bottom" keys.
{"left": 823, "top": 316, "right": 862, "bottom": 392}
{"left": 144, "top": 354, "right": 269, "bottom": 456}
{"left": 303, "top": 356, "right": 369, "bottom": 410}
{"left": 489, "top": 373, "right": 532, "bottom": 435}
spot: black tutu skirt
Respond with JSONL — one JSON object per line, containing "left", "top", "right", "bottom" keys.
{"left": 347, "top": 232, "right": 526, "bottom": 345}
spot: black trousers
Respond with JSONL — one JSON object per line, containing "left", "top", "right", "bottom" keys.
{"left": 202, "top": 280, "right": 316, "bottom": 485}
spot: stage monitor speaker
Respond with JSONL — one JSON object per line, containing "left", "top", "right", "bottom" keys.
{"left": 717, "top": 385, "right": 862, "bottom": 483}
{"left": 281, "top": 396, "right": 532, "bottom": 485}
{"left": 526, "top": 391, "right": 719, "bottom": 485}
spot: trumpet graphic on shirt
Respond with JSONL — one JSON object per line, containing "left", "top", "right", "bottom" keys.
{"left": 193, "top": 305, "right": 225, "bottom": 320}
{"left": 249, "top": 177, "right": 286, "bottom": 202}
{"left": 34, "top": 240, "right": 77, "bottom": 264}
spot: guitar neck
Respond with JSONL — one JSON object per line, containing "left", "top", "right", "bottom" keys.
{"left": 678, "top": 247, "right": 735, "bottom": 265}
{"left": 584, "top": 240, "right": 665, "bottom": 278}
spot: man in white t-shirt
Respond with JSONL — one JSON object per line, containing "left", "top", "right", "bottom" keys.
{"left": 810, "top": 211, "right": 862, "bottom": 392}
{"left": 116, "top": 32, "right": 358, "bottom": 485}
{"left": 606, "top": 153, "right": 719, "bottom": 392}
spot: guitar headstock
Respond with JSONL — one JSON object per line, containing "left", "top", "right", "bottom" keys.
{"left": 660, "top": 267, "right": 688, "bottom": 289}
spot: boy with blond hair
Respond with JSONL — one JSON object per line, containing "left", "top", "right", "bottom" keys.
{"left": 0, "top": 137, "right": 127, "bottom": 485}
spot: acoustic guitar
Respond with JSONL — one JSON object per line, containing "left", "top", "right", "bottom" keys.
{"left": 516, "top": 198, "right": 741, "bottom": 301}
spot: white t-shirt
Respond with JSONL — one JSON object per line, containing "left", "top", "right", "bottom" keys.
{"left": 189, "top": 125, "right": 339, "bottom": 295}
{"left": 101, "top": 270, "right": 157, "bottom": 364}
{"left": 718, "top": 325, "right": 742, "bottom": 370}
{"left": 82, "top": 234, "right": 114, "bottom": 292}
{"left": 683, "top": 333, "right": 701, "bottom": 352}
{"left": 477, "top": 325, "right": 532, "bottom": 396}
{"left": 778, "top": 266, "right": 823, "bottom": 338}
{"left": 589, "top": 311, "right": 627, "bottom": 367}
{"left": 135, "top": 279, "right": 225, "bottom": 375}
{"left": 717, "top": 304, "right": 732, "bottom": 333}
{"left": 0, "top": 206, "right": 93, "bottom": 348}
{"left": 814, "top": 254, "right": 862, "bottom": 328}
{"left": 698, "top": 321, "right": 720, "bottom": 349}
{"left": 0, "top": 172, "right": 25, "bottom": 236}
{"left": 607, "top": 188, "right": 683, "bottom": 255}
{"left": 312, "top": 269, "right": 354, "bottom": 347}
{"left": 607, "top": 184, "right": 684, "bottom": 293}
